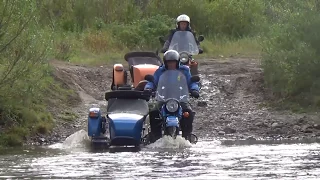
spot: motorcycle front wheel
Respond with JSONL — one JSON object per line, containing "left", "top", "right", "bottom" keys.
{"left": 164, "top": 126, "right": 178, "bottom": 139}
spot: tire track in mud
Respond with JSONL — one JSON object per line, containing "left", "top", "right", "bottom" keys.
{"left": 32, "top": 58, "right": 320, "bottom": 145}
{"left": 192, "top": 59, "right": 266, "bottom": 139}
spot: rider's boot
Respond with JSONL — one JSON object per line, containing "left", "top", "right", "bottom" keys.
{"left": 149, "top": 111, "right": 162, "bottom": 143}
{"left": 181, "top": 111, "right": 195, "bottom": 142}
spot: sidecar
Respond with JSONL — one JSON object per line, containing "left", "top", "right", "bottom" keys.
{"left": 87, "top": 90, "right": 151, "bottom": 148}
{"left": 111, "top": 51, "right": 162, "bottom": 91}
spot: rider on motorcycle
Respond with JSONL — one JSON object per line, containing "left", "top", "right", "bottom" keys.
{"left": 144, "top": 50, "right": 200, "bottom": 143}
{"left": 161, "top": 14, "right": 203, "bottom": 54}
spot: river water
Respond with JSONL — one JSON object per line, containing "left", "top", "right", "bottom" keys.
{"left": 0, "top": 130, "right": 320, "bottom": 179}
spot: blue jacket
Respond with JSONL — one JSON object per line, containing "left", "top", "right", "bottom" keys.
{"left": 144, "top": 64, "right": 199, "bottom": 92}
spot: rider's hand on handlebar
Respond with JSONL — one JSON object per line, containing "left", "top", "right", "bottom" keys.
{"left": 190, "top": 90, "right": 200, "bottom": 99}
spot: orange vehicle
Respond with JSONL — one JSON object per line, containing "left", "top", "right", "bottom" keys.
{"left": 111, "top": 51, "right": 162, "bottom": 91}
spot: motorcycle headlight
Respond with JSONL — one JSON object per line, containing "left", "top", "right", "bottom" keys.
{"left": 180, "top": 53, "right": 189, "bottom": 63}
{"left": 165, "top": 99, "right": 179, "bottom": 113}
{"left": 181, "top": 57, "right": 188, "bottom": 63}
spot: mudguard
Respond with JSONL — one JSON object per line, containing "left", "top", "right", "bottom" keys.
{"left": 88, "top": 107, "right": 103, "bottom": 137}
{"left": 108, "top": 113, "right": 146, "bottom": 146}
{"left": 166, "top": 116, "right": 179, "bottom": 127}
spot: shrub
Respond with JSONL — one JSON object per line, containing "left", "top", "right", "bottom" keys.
{"left": 261, "top": 1, "right": 320, "bottom": 106}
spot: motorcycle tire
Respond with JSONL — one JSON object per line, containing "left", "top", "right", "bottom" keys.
{"left": 164, "top": 126, "right": 177, "bottom": 139}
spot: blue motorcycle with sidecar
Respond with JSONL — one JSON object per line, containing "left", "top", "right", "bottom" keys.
{"left": 87, "top": 70, "right": 200, "bottom": 149}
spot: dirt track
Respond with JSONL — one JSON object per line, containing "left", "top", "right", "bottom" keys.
{"left": 32, "top": 58, "right": 320, "bottom": 145}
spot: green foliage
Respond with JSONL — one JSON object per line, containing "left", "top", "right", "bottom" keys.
{"left": 0, "top": 0, "right": 69, "bottom": 147}
{"left": 41, "top": 0, "right": 268, "bottom": 61}
{"left": 144, "top": 0, "right": 266, "bottom": 37}
{"left": 261, "top": 0, "right": 320, "bottom": 107}
{"left": 57, "top": 111, "right": 79, "bottom": 122}
{"left": 108, "top": 14, "right": 174, "bottom": 49}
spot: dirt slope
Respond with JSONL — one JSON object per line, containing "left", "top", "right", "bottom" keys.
{"left": 34, "top": 58, "right": 320, "bottom": 145}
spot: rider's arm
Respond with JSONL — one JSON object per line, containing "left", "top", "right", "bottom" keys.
{"left": 144, "top": 67, "right": 162, "bottom": 90}
{"left": 182, "top": 66, "right": 200, "bottom": 92}
{"left": 162, "top": 29, "right": 176, "bottom": 50}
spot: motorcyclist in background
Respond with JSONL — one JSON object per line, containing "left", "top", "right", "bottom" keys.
{"left": 161, "top": 14, "right": 203, "bottom": 54}
{"left": 144, "top": 50, "right": 200, "bottom": 143}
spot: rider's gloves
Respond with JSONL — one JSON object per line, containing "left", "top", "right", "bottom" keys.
{"left": 199, "top": 48, "right": 203, "bottom": 54}
{"left": 190, "top": 90, "right": 200, "bottom": 98}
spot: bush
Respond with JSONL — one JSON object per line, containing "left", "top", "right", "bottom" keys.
{"left": 0, "top": 0, "right": 68, "bottom": 146}
{"left": 108, "top": 15, "right": 174, "bottom": 50}
{"left": 261, "top": 1, "right": 320, "bottom": 106}
{"left": 145, "top": 0, "right": 266, "bottom": 38}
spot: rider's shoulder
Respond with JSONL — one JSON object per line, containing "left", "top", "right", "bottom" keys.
{"left": 157, "top": 65, "right": 166, "bottom": 71}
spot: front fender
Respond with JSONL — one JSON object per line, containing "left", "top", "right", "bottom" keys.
{"left": 87, "top": 107, "right": 102, "bottom": 137}
{"left": 166, "top": 116, "right": 179, "bottom": 127}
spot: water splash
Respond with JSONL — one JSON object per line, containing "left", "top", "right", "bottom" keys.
{"left": 146, "top": 136, "right": 192, "bottom": 149}
{"left": 48, "top": 130, "right": 90, "bottom": 150}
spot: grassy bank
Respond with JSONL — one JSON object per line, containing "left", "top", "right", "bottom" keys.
{"left": 65, "top": 34, "right": 261, "bottom": 66}
{"left": 1, "top": 0, "right": 319, "bottom": 147}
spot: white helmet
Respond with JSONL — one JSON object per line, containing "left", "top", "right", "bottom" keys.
{"left": 176, "top": 14, "right": 190, "bottom": 28}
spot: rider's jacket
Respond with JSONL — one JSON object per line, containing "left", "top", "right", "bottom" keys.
{"left": 144, "top": 64, "right": 199, "bottom": 92}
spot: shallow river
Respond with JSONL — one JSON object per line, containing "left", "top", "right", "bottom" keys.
{"left": 0, "top": 130, "right": 320, "bottom": 179}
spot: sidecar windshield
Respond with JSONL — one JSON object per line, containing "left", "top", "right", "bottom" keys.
{"left": 155, "top": 70, "right": 189, "bottom": 103}
{"left": 168, "top": 31, "right": 199, "bottom": 55}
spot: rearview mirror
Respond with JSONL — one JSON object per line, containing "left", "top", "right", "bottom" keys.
{"left": 198, "top": 35, "right": 204, "bottom": 42}
{"left": 159, "top": 36, "right": 165, "bottom": 44}
{"left": 145, "top": 74, "right": 154, "bottom": 82}
{"left": 191, "top": 75, "right": 200, "bottom": 82}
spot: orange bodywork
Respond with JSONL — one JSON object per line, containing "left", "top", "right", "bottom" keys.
{"left": 132, "top": 64, "right": 159, "bottom": 87}
{"left": 113, "top": 64, "right": 125, "bottom": 87}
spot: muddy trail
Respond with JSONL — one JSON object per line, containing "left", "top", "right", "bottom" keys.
{"left": 36, "top": 58, "right": 320, "bottom": 145}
